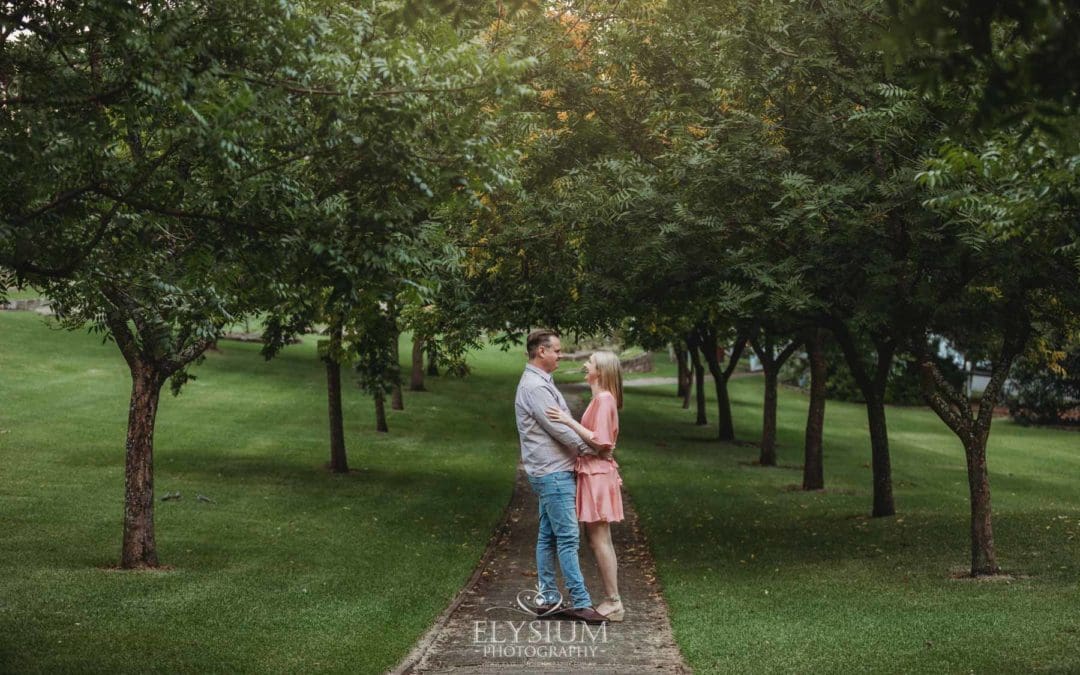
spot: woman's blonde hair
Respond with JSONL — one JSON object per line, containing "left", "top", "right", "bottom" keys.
{"left": 592, "top": 351, "right": 624, "bottom": 409}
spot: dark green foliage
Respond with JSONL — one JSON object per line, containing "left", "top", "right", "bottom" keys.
{"left": 1008, "top": 347, "right": 1080, "bottom": 425}
{"left": 886, "top": 0, "right": 1080, "bottom": 127}
{"left": 784, "top": 340, "right": 965, "bottom": 406}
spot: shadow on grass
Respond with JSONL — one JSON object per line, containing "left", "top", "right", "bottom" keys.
{"left": 633, "top": 472, "right": 1071, "bottom": 576}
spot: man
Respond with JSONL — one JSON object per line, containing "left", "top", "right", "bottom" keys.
{"left": 514, "top": 328, "right": 607, "bottom": 624}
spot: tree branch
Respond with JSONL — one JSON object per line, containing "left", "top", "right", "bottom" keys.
{"left": 919, "top": 357, "right": 972, "bottom": 440}
{"left": 723, "top": 333, "right": 749, "bottom": 380}
{"left": 975, "top": 326, "right": 1029, "bottom": 438}
{"left": 777, "top": 339, "right": 799, "bottom": 365}
{"left": 14, "top": 183, "right": 101, "bottom": 224}
{"left": 0, "top": 82, "right": 131, "bottom": 107}
{"left": 100, "top": 292, "right": 141, "bottom": 372}
{"left": 6, "top": 141, "right": 178, "bottom": 279}
{"left": 828, "top": 318, "right": 875, "bottom": 397}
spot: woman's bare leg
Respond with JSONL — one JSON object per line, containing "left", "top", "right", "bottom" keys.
{"left": 586, "top": 521, "right": 622, "bottom": 615}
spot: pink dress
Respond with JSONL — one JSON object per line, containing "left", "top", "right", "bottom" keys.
{"left": 575, "top": 390, "right": 624, "bottom": 523}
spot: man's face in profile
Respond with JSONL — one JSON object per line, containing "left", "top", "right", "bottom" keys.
{"left": 537, "top": 336, "right": 562, "bottom": 373}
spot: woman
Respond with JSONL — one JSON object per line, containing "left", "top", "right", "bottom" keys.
{"left": 546, "top": 350, "right": 626, "bottom": 622}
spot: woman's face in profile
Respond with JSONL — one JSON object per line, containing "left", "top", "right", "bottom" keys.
{"left": 584, "top": 355, "right": 598, "bottom": 383}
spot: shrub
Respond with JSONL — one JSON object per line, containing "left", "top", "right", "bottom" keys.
{"left": 1007, "top": 347, "right": 1080, "bottom": 426}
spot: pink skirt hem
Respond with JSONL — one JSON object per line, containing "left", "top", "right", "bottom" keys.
{"left": 576, "top": 470, "right": 624, "bottom": 523}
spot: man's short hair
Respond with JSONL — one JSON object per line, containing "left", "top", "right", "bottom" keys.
{"left": 527, "top": 329, "right": 559, "bottom": 359}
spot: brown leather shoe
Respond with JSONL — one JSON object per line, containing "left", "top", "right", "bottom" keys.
{"left": 534, "top": 602, "right": 563, "bottom": 618}
{"left": 560, "top": 607, "right": 608, "bottom": 624}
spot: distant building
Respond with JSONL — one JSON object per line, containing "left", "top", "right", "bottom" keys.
{"left": 935, "top": 338, "right": 1003, "bottom": 397}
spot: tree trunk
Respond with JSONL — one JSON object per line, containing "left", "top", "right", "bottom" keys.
{"left": 374, "top": 392, "right": 388, "bottom": 432}
{"left": 687, "top": 337, "right": 708, "bottom": 426}
{"left": 680, "top": 341, "right": 693, "bottom": 409}
{"left": 700, "top": 328, "right": 749, "bottom": 442}
{"left": 965, "top": 437, "right": 999, "bottom": 575}
{"left": 324, "top": 323, "right": 348, "bottom": 474}
{"left": 410, "top": 335, "right": 426, "bottom": 391}
{"left": 802, "top": 328, "right": 827, "bottom": 490}
{"left": 701, "top": 335, "right": 730, "bottom": 440}
{"left": 390, "top": 327, "right": 404, "bottom": 410}
{"left": 715, "top": 377, "right": 734, "bottom": 439}
{"left": 426, "top": 342, "right": 439, "bottom": 377}
{"left": 121, "top": 363, "right": 165, "bottom": 569}
{"left": 865, "top": 393, "right": 895, "bottom": 517}
{"left": 760, "top": 369, "right": 779, "bottom": 466}
{"left": 832, "top": 323, "right": 896, "bottom": 517}
{"left": 749, "top": 331, "right": 798, "bottom": 466}
{"left": 101, "top": 301, "right": 215, "bottom": 571}
{"left": 676, "top": 343, "right": 689, "bottom": 399}
{"left": 918, "top": 334, "right": 1022, "bottom": 576}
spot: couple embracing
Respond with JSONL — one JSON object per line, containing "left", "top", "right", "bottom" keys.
{"left": 514, "top": 329, "right": 626, "bottom": 625}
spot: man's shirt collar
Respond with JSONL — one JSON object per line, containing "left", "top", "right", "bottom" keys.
{"left": 524, "top": 362, "right": 553, "bottom": 382}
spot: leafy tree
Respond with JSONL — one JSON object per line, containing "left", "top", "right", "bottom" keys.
{"left": 3, "top": 0, "right": 336, "bottom": 568}
{"left": 915, "top": 129, "right": 1080, "bottom": 575}
{"left": 2, "top": 0, "right": 528, "bottom": 568}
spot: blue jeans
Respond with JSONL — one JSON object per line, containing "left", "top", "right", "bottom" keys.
{"left": 527, "top": 470, "right": 591, "bottom": 609}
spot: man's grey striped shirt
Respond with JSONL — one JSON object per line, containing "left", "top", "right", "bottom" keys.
{"left": 515, "top": 364, "right": 591, "bottom": 477}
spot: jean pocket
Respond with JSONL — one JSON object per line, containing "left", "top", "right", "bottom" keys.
{"left": 552, "top": 475, "right": 576, "bottom": 497}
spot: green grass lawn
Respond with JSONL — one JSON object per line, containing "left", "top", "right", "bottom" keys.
{"left": 2, "top": 312, "right": 1077, "bottom": 673}
{"left": 2, "top": 286, "right": 45, "bottom": 301}
{"left": 0, "top": 311, "right": 522, "bottom": 673}
{"left": 618, "top": 378, "right": 1080, "bottom": 673}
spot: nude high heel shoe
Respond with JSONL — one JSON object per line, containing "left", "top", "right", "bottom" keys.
{"left": 600, "top": 595, "right": 625, "bottom": 622}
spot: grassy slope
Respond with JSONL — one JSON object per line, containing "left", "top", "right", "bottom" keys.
{"left": 618, "top": 377, "right": 1080, "bottom": 673}
{"left": 0, "top": 311, "right": 522, "bottom": 673}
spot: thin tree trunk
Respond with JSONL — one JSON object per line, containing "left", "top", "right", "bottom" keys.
{"left": 374, "top": 392, "right": 388, "bottom": 432}
{"left": 426, "top": 342, "right": 439, "bottom": 377}
{"left": 918, "top": 331, "right": 1023, "bottom": 576}
{"left": 750, "top": 331, "right": 799, "bottom": 467}
{"left": 324, "top": 321, "right": 348, "bottom": 473}
{"left": 832, "top": 322, "right": 896, "bottom": 517}
{"left": 680, "top": 341, "right": 692, "bottom": 409}
{"left": 410, "top": 335, "right": 426, "bottom": 391}
{"left": 102, "top": 301, "right": 214, "bottom": 570}
{"left": 715, "top": 376, "right": 733, "bottom": 437}
{"left": 760, "top": 369, "right": 779, "bottom": 466}
{"left": 676, "top": 343, "right": 689, "bottom": 398}
{"left": 865, "top": 393, "right": 895, "bottom": 517}
{"left": 687, "top": 334, "right": 708, "bottom": 426}
{"left": 390, "top": 358, "right": 403, "bottom": 410}
{"left": 384, "top": 306, "right": 403, "bottom": 411}
{"left": 717, "top": 339, "right": 743, "bottom": 440}
{"left": 700, "top": 328, "right": 729, "bottom": 439}
{"left": 121, "top": 363, "right": 165, "bottom": 569}
{"left": 803, "top": 327, "right": 827, "bottom": 490}
{"left": 700, "top": 327, "right": 749, "bottom": 441}
{"left": 965, "top": 437, "right": 998, "bottom": 574}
